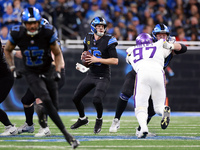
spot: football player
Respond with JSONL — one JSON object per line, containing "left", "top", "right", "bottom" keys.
{"left": 70, "top": 17, "right": 118, "bottom": 134}
{"left": 126, "top": 32, "right": 179, "bottom": 138}
{"left": 109, "top": 24, "right": 187, "bottom": 136}
{"left": 17, "top": 18, "right": 65, "bottom": 137}
{"left": 4, "top": 7, "right": 79, "bottom": 149}
{"left": 0, "top": 39, "right": 18, "bottom": 136}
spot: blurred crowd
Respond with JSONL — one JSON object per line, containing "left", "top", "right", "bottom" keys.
{"left": 0, "top": 0, "right": 200, "bottom": 41}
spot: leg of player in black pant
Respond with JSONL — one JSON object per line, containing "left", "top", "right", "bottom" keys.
{"left": 0, "top": 73, "right": 18, "bottom": 136}
{"left": 34, "top": 68, "right": 65, "bottom": 137}
{"left": 18, "top": 89, "right": 35, "bottom": 134}
{"left": 109, "top": 70, "right": 135, "bottom": 132}
{"left": 18, "top": 68, "right": 66, "bottom": 136}
{"left": 25, "top": 70, "right": 79, "bottom": 148}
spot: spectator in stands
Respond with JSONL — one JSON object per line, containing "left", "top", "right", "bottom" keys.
{"left": 63, "top": 6, "right": 79, "bottom": 39}
{"left": 129, "top": 2, "right": 139, "bottom": 18}
{"left": 146, "top": 17, "right": 155, "bottom": 31}
{"left": 75, "top": 7, "right": 90, "bottom": 39}
{"left": 125, "top": 25, "right": 137, "bottom": 41}
{"left": 154, "top": 11, "right": 168, "bottom": 26}
{"left": 112, "top": 6, "right": 123, "bottom": 27}
{"left": 0, "top": 26, "right": 9, "bottom": 40}
{"left": 141, "top": 8, "right": 154, "bottom": 25}
{"left": 2, "top": 5, "right": 20, "bottom": 30}
{"left": 85, "top": 2, "right": 105, "bottom": 23}
{"left": 54, "top": 0, "right": 68, "bottom": 29}
{"left": 125, "top": 11, "right": 133, "bottom": 27}
{"left": 13, "top": 0, "right": 23, "bottom": 14}
{"left": 142, "top": 25, "right": 152, "bottom": 34}
{"left": 117, "top": 19, "right": 127, "bottom": 38}
{"left": 189, "top": 4, "right": 200, "bottom": 20}
{"left": 42, "top": 0, "right": 56, "bottom": 25}
{"left": 176, "top": 27, "right": 187, "bottom": 41}
{"left": 131, "top": 16, "right": 144, "bottom": 35}
{"left": 106, "top": 19, "right": 114, "bottom": 35}
{"left": 0, "top": 0, "right": 13, "bottom": 16}
{"left": 185, "top": 16, "right": 200, "bottom": 39}
{"left": 81, "top": 1, "right": 90, "bottom": 17}
{"left": 115, "top": 0, "right": 128, "bottom": 15}
{"left": 113, "top": 26, "right": 123, "bottom": 40}
{"left": 99, "top": 0, "right": 114, "bottom": 19}
{"left": 24, "top": 0, "right": 43, "bottom": 13}
{"left": 184, "top": 0, "right": 200, "bottom": 18}
{"left": 13, "top": 0, "right": 23, "bottom": 21}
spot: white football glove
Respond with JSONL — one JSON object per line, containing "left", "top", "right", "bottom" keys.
{"left": 168, "top": 36, "right": 176, "bottom": 44}
{"left": 126, "top": 54, "right": 131, "bottom": 65}
{"left": 76, "top": 63, "right": 89, "bottom": 73}
{"left": 163, "top": 41, "right": 174, "bottom": 50}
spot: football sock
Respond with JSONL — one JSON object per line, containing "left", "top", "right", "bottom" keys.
{"left": 24, "top": 105, "right": 34, "bottom": 126}
{"left": 0, "top": 109, "right": 12, "bottom": 126}
{"left": 138, "top": 116, "right": 152, "bottom": 131}
{"left": 115, "top": 97, "right": 128, "bottom": 120}
{"left": 80, "top": 116, "right": 86, "bottom": 120}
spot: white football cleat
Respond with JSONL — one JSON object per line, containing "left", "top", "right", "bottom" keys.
{"left": 137, "top": 126, "right": 148, "bottom": 139}
{"left": 34, "top": 126, "right": 51, "bottom": 137}
{"left": 17, "top": 122, "right": 35, "bottom": 134}
{"left": 136, "top": 127, "right": 156, "bottom": 137}
{"left": 109, "top": 118, "right": 120, "bottom": 133}
{"left": 1, "top": 125, "right": 18, "bottom": 136}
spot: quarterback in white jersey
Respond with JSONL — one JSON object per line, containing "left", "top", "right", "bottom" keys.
{"left": 126, "top": 33, "right": 173, "bottom": 138}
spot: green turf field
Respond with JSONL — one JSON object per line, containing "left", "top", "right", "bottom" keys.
{"left": 0, "top": 114, "right": 199, "bottom": 150}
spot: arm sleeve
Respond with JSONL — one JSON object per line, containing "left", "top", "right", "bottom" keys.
{"left": 174, "top": 43, "right": 187, "bottom": 54}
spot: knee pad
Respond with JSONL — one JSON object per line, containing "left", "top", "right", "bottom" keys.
{"left": 119, "top": 93, "right": 130, "bottom": 101}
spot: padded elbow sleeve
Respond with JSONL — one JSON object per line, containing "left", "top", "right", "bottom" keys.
{"left": 174, "top": 43, "right": 187, "bottom": 54}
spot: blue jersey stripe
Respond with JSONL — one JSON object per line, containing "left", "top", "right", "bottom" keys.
{"left": 108, "top": 37, "right": 117, "bottom": 46}
{"left": 50, "top": 31, "right": 58, "bottom": 43}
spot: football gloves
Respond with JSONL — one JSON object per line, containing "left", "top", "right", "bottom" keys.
{"left": 163, "top": 41, "right": 174, "bottom": 50}
{"left": 13, "top": 69, "right": 22, "bottom": 79}
{"left": 76, "top": 63, "right": 89, "bottom": 73}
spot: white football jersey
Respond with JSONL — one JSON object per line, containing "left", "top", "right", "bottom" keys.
{"left": 126, "top": 39, "right": 172, "bottom": 72}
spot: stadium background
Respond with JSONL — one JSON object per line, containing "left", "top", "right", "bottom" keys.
{"left": 2, "top": 43, "right": 200, "bottom": 112}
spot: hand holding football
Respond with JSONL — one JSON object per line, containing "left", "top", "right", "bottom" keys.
{"left": 81, "top": 51, "right": 92, "bottom": 67}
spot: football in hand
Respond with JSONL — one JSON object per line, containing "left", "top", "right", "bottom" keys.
{"left": 82, "top": 51, "right": 92, "bottom": 67}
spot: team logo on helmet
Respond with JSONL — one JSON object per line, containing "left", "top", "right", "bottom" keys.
{"left": 90, "top": 17, "right": 107, "bottom": 36}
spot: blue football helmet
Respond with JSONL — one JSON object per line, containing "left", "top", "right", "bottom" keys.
{"left": 152, "top": 24, "right": 170, "bottom": 41}
{"left": 90, "top": 17, "right": 107, "bottom": 36}
{"left": 21, "top": 7, "right": 42, "bottom": 36}
{"left": 41, "top": 18, "right": 49, "bottom": 25}
{"left": 136, "top": 33, "right": 153, "bottom": 46}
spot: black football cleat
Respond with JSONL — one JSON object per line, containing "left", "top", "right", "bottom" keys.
{"left": 161, "top": 106, "right": 171, "bottom": 129}
{"left": 71, "top": 117, "right": 89, "bottom": 129}
{"left": 94, "top": 118, "right": 103, "bottom": 134}
{"left": 70, "top": 138, "right": 80, "bottom": 149}
{"left": 64, "top": 132, "right": 80, "bottom": 149}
